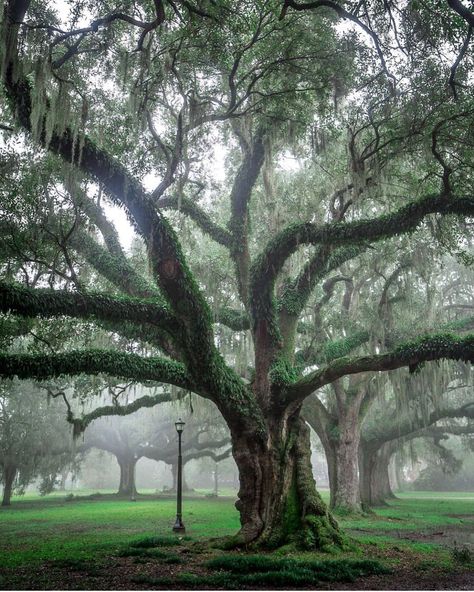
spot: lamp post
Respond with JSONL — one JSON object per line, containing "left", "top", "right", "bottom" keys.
{"left": 172, "top": 418, "right": 186, "bottom": 533}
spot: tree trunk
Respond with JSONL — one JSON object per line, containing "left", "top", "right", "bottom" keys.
{"left": 301, "top": 399, "right": 338, "bottom": 509}
{"left": 2, "top": 464, "right": 17, "bottom": 507}
{"left": 117, "top": 456, "right": 137, "bottom": 497}
{"left": 231, "top": 414, "right": 344, "bottom": 550}
{"left": 58, "top": 469, "right": 68, "bottom": 491}
{"left": 170, "top": 462, "right": 192, "bottom": 493}
{"left": 303, "top": 390, "right": 363, "bottom": 513}
{"left": 394, "top": 452, "right": 404, "bottom": 491}
{"left": 214, "top": 461, "right": 219, "bottom": 496}
{"left": 389, "top": 455, "right": 399, "bottom": 492}
{"left": 359, "top": 440, "right": 395, "bottom": 508}
{"left": 310, "top": 420, "right": 337, "bottom": 509}
{"left": 359, "top": 442, "right": 375, "bottom": 509}
{"left": 332, "top": 413, "right": 362, "bottom": 512}
{"left": 374, "top": 443, "right": 395, "bottom": 501}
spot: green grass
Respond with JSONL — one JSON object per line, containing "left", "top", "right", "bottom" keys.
{"left": 131, "top": 555, "right": 389, "bottom": 588}
{"left": 0, "top": 494, "right": 240, "bottom": 568}
{"left": 1, "top": 488, "right": 473, "bottom": 573}
{"left": 338, "top": 495, "right": 474, "bottom": 533}
{"left": 397, "top": 490, "right": 474, "bottom": 500}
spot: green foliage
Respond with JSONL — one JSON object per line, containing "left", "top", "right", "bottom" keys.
{"left": 129, "top": 535, "right": 190, "bottom": 548}
{"left": 323, "top": 331, "right": 370, "bottom": 362}
{"left": 117, "top": 547, "right": 184, "bottom": 563}
{"left": 451, "top": 545, "right": 472, "bottom": 565}
{"left": 133, "top": 556, "right": 389, "bottom": 588}
{"left": 0, "top": 349, "right": 191, "bottom": 388}
{"left": 394, "top": 333, "right": 474, "bottom": 368}
{"left": 206, "top": 554, "right": 388, "bottom": 577}
{"left": 269, "top": 358, "right": 300, "bottom": 386}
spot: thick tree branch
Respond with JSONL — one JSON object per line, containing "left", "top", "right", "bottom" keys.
{"left": 158, "top": 195, "right": 232, "bottom": 247}
{"left": 363, "top": 401, "right": 474, "bottom": 449}
{"left": 287, "top": 332, "right": 474, "bottom": 403}
{"left": 297, "top": 330, "right": 370, "bottom": 367}
{"left": 72, "top": 186, "right": 126, "bottom": 260}
{"left": 228, "top": 131, "right": 266, "bottom": 306}
{"left": 448, "top": 26, "right": 472, "bottom": 100}
{"left": 278, "top": 245, "right": 364, "bottom": 318}
{"left": 180, "top": 446, "right": 232, "bottom": 464}
{"left": 251, "top": 193, "right": 474, "bottom": 353}
{"left": 144, "top": 437, "right": 232, "bottom": 464}
{"left": 0, "top": 349, "right": 193, "bottom": 389}
{"left": 447, "top": 0, "right": 474, "bottom": 27}
{"left": 70, "top": 230, "right": 162, "bottom": 300}
{"left": 71, "top": 391, "right": 175, "bottom": 435}
{"left": 0, "top": 281, "right": 178, "bottom": 336}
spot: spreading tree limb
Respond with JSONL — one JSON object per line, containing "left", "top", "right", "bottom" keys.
{"left": 0, "top": 282, "right": 178, "bottom": 335}
{"left": 251, "top": 193, "right": 474, "bottom": 358}
{"left": 0, "top": 349, "right": 193, "bottom": 389}
{"left": 158, "top": 195, "right": 232, "bottom": 248}
{"left": 287, "top": 332, "right": 474, "bottom": 403}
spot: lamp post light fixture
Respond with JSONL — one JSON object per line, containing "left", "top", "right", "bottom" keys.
{"left": 172, "top": 418, "right": 186, "bottom": 533}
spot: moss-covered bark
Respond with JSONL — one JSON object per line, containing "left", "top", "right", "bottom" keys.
{"left": 231, "top": 414, "right": 344, "bottom": 550}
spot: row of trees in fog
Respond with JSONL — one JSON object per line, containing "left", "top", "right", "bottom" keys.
{"left": 2, "top": 340, "right": 473, "bottom": 508}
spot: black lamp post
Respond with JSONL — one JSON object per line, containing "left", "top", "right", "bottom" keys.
{"left": 172, "top": 418, "right": 186, "bottom": 533}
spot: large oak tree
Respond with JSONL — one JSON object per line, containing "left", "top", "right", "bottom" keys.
{"left": 1, "top": 0, "right": 474, "bottom": 548}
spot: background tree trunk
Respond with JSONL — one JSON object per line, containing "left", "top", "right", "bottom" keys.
{"left": 304, "top": 387, "right": 364, "bottom": 514}
{"left": 360, "top": 440, "right": 395, "bottom": 508}
{"left": 2, "top": 464, "right": 17, "bottom": 506}
{"left": 58, "top": 469, "right": 68, "bottom": 491}
{"left": 359, "top": 442, "right": 376, "bottom": 508}
{"left": 117, "top": 456, "right": 137, "bottom": 497}
{"left": 170, "top": 461, "right": 192, "bottom": 493}
{"left": 372, "top": 443, "right": 396, "bottom": 502}
{"left": 333, "top": 410, "right": 362, "bottom": 512}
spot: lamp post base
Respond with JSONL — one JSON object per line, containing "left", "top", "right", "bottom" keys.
{"left": 172, "top": 516, "right": 186, "bottom": 533}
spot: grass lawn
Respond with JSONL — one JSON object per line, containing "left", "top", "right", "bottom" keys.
{"left": 0, "top": 489, "right": 473, "bottom": 589}
{"left": 0, "top": 492, "right": 241, "bottom": 568}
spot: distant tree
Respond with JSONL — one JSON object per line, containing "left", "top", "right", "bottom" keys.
{"left": 410, "top": 430, "right": 474, "bottom": 491}
{"left": 82, "top": 405, "right": 230, "bottom": 496}
{"left": 0, "top": 380, "right": 72, "bottom": 506}
{"left": 304, "top": 251, "right": 474, "bottom": 512}
{"left": 360, "top": 387, "right": 474, "bottom": 507}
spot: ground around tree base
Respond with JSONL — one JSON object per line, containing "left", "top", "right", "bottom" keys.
{"left": 0, "top": 489, "right": 473, "bottom": 590}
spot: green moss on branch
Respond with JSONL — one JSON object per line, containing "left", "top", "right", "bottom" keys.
{"left": 0, "top": 349, "right": 193, "bottom": 388}
{"left": 0, "top": 281, "right": 178, "bottom": 334}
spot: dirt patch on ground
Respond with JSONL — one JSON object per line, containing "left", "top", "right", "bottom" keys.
{"left": 1, "top": 543, "right": 473, "bottom": 591}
